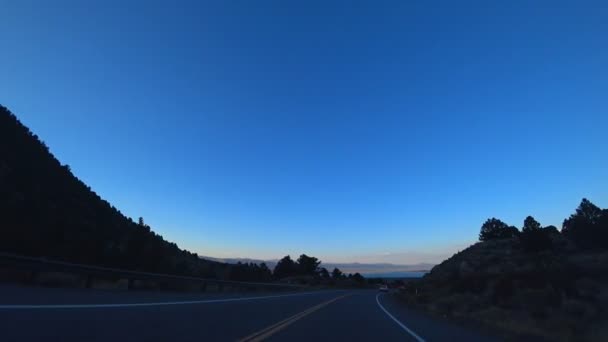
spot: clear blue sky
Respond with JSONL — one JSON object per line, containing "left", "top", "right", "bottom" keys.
{"left": 1, "top": 1, "right": 607, "bottom": 264}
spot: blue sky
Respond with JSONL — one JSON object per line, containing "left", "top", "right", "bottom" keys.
{"left": 1, "top": 1, "right": 607, "bottom": 264}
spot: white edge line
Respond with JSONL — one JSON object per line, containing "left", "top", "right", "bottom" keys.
{"left": 376, "top": 293, "right": 425, "bottom": 342}
{"left": 0, "top": 291, "right": 328, "bottom": 310}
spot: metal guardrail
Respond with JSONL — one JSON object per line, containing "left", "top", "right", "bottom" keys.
{"left": 0, "top": 253, "right": 304, "bottom": 292}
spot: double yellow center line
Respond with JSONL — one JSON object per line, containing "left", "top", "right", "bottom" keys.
{"left": 237, "top": 293, "right": 351, "bottom": 342}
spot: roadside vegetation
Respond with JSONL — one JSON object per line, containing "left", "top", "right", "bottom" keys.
{"left": 397, "top": 199, "right": 608, "bottom": 341}
{"left": 1, "top": 105, "right": 368, "bottom": 287}
{"left": 269, "top": 254, "right": 368, "bottom": 287}
{"left": 1, "top": 105, "right": 222, "bottom": 278}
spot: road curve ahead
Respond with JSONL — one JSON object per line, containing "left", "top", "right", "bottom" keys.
{"left": 0, "top": 285, "right": 495, "bottom": 341}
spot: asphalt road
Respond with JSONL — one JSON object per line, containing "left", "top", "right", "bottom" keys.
{"left": 0, "top": 285, "right": 496, "bottom": 341}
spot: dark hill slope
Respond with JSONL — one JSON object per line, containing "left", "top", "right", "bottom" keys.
{"left": 399, "top": 207, "right": 608, "bottom": 341}
{"left": 0, "top": 105, "right": 220, "bottom": 277}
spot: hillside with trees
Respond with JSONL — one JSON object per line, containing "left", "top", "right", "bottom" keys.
{"left": 0, "top": 104, "right": 228, "bottom": 278}
{"left": 398, "top": 199, "right": 608, "bottom": 341}
{"left": 0, "top": 105, "right": 370, "bottom": 287}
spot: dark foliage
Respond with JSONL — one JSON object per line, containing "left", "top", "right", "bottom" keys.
{"left": 562, "top": 198, "right": 608, "bottom": 249}
{"left": 273, "top": 255, "right": 298, "bottom": 279}
{"left": 0, "top": 105, "right": 266, "bottom": 280}
{"left": 543, "top": 225, "right": 559, "bottom": 234}
{"left": 227, "top": 262, "right": 272, "bottom": 282}
{"left": 519, "top": 216, "right": 552, "bottom": 252}
{"left": 271, "top": 256, "right": 363, "bottom": 286}
{"left": 1, "top": 105, "right": 368, "bottom": 286}
{"left": 479, "top": 218, "right": 519, "bottom": 241}
{"left": 478, "top": 203, "right": 608, "bottom": 253}
{"left": 521, "top": 229, "right": 553, "bottom": 253}
{"left": 351, "top": 272, "right": 365, "bottom": 283}
{"left": 296, "top": 254, "right": 321, "bottom": 276}
{"left": 318, "top": 267, "right": 330, "bottom": 279}
{"left": 331, "top": 267, "right": 344, "bottom": 279}
{"left": 522, "top": 216, "right": 541, "bottom": 233}
{"left": 408, "top": 200, "right": 608, "bottom": 341}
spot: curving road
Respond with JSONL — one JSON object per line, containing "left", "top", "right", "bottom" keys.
{"left": 0, "top": 285, "right": 495, "bottom": 341}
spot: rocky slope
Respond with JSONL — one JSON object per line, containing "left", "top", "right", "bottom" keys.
{"left": 399, "top": 213, "right": 608, "bottom": 341}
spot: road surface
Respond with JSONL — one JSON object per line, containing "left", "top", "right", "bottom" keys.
{"left": 0, "top": 285, "right": 495, "bottom": 341}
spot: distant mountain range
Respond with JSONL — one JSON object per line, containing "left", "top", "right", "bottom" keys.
{"left": 200, "top": 256, "right": 433, "bottom": 277}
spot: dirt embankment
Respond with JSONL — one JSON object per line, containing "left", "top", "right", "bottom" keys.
{"left": 397, "top": 238, "right": 608, "bottom": 341}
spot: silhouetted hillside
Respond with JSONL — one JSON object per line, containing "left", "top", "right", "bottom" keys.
{"left": 398, "top": 199, "right": 608, "bottom": 341}
{"left": 0, "top": 105, "right": 260, "bottom": 280}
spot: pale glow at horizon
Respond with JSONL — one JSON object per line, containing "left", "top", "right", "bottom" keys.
{"left": 1, "top": 1, "right": 607, "bottom": 264}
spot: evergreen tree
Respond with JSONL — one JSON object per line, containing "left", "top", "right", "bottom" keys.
{"left": 479, "top": 218, "right": 518, "bottom": 241}
{"left": 273, "top": 255, "right": 297, "bottom": 279}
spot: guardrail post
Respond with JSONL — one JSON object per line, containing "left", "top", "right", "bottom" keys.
{"left": 200, "top": 281, "right": 207, "bottom": 292}
{"left": 218, "top": 283, "right": 224, "bottom": 292}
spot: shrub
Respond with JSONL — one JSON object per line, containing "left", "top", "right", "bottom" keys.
{"left": 479, "top": 218, "right": 519, "bottom": 241}
{"left": 562, "top": 199, "right": 608, "bottom": 249}
{"left": 521, "top": 228, "right": 553, "bottom": 252}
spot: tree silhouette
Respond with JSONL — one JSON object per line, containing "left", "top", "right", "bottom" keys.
{"left": 258, "top": 262, "right": 272, "bottom": 281}
{"left": 228, "top": 262, "right": 273, "bottom": 282}
{"left": 318, "top": 267, "right": 330, "bottom": 279}
{"left": 273, "top": 255, "right": 297, "bottom": 279}
{"left": 522, "top": 216, "right": 541, "bottom": 233}
{"left": 331, "top": 267, "right": 343, "bottom": 279}
{"left": 0, "top": 104, "right": 269, "bottom": 281}
{"left": 521, "top": 216, "right": 552, "bottom": 252}
{"left": 543, "top": 225, "right": 559, "bottom": 235}
{"left": 479, "top": 218, "right": 519, "bottom": 241}
{"left": 296, "top": 254, "right": 321, "bottom": 276}
{"left": 562, "top": 198, "right": 608, "bottom": 248}
{"left": 351, "top": 272, "right": 365, "bottom": 283}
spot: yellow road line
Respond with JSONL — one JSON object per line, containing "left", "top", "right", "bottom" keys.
{"left": 237, "top": 293, "right": 351, "bottom": 342}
